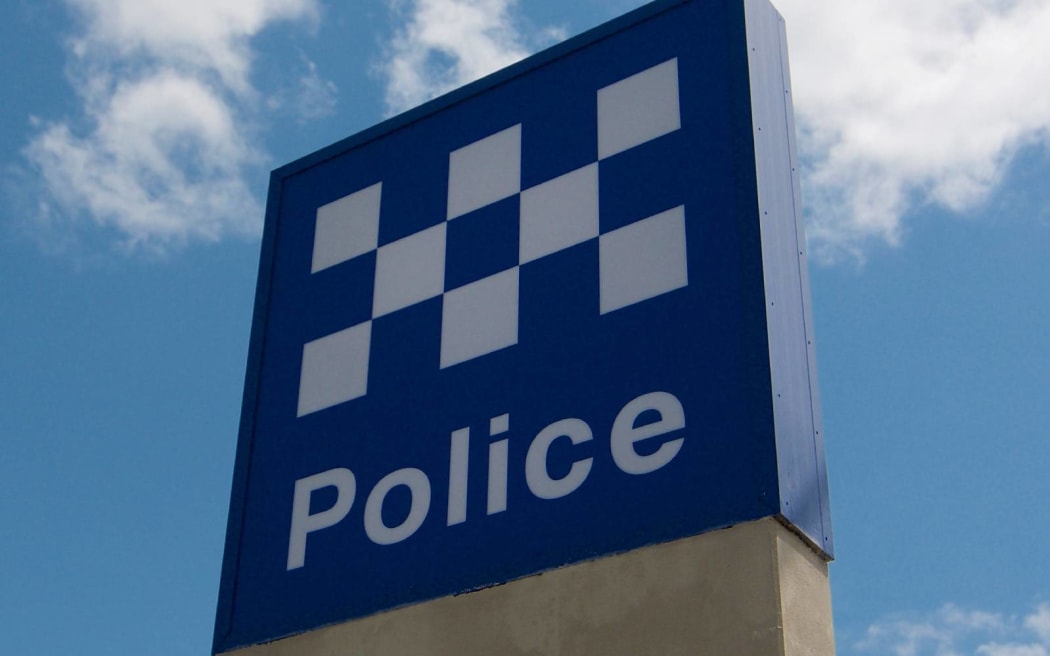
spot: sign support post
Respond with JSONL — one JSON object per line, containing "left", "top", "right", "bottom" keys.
{"left": 226, "top": 518, "right": 833, "bottom": 655}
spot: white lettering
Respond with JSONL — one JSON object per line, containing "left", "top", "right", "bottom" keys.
{"left": 611, "top": 391, "right": 685, "bottom": 475}
{"left": 287, "top": 467, "right": 356, "bottom": 570}
{"left": 488, "top": 414, "right": 510, "bottom": 514}
{"left": 447, "top": 428, "right": 469, "bottom": 526}
{"left": 488, "top": 439, "right": 509, "bottom": 513}
{"left": 364, "top": 468, "right": 431, "bottom": 545}
{"left": 286, "top": 390, "right": 687, "bottom": 568}
{"left": 526, "top": 418, "right": 594, "bottom": 499}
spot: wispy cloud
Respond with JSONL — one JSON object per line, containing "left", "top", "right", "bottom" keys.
{"left": 292, "top": 59, "right": 339, "bottom": 122}
{"left": 853, "top": 603, "right": 1050, "bottom": 656}
{"left": 1028, "top": 606, "right": 1050, "bottom": 644}
{"left": 22, "top": 0, "right": 324, "bottom": 252}
{"left": 778, "top": 0, "right": 1050, "bottom": 262}
{"left": 380, "top": 0, "right": 565, "bottom": 115}
{"left": 265, "top": 56, "right": 339, "bottom": 124}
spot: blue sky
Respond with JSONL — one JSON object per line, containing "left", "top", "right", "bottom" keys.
{"left": 1, "top": 0, "right": 1048, "bottom": 654}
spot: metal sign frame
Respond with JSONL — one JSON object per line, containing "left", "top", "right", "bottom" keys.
{"left": 214, "top": 0, "right": 831, "bottom": 651}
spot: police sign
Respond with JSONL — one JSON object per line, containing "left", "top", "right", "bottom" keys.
{"left": 213, "top": 0, "right": 832, "bottom": 651}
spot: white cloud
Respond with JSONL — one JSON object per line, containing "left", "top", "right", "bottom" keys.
{"left": 23, "top": 0, "right": 321, "bottom": 252}
{"left": 294, "top": 59, "right": 339, "bottom": 122}
{"left": 978, "top": 645, "right": 1049, "bottom": 656}
{"left": 263, "top": 56, "right": 339, "bottom": 124}
{"left": 854, "top": 603, "right": 1050, "bottom": 656}
{"left": 27, "top": 71, "right": 259, "bottom": 248}
{"left": 380, "top": 0, "right": 565, "bottom": 115}
{"left": 67, "top": 0, "right": 317, "bottom": 91}
{"left": 1027, "top": 606, "right": 1050, "bottom": 644}
{"left": 776, "top": 0, "right": 1050, "bottom": 262}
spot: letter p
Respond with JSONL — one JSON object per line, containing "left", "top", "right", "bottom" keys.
{"left": 287, "top": 468, "right": 356, "bottom": 570}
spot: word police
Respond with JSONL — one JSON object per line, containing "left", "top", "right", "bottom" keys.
{"left": 287, "top": 390, "right": 686, "bottom": 570}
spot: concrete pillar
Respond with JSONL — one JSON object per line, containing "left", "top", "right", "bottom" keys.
{"left": 224, "top": 517, "right": 834, "bottom": 656}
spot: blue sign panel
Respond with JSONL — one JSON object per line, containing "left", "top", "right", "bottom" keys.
{"left": 214, "top": 0, "right": 831, "bottom": 652}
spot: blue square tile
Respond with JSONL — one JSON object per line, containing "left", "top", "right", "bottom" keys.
{"left": 444, "top": 195, "right": 520, "bottom": 291}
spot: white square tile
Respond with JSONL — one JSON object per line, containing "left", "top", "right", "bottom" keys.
{"left": 519, "top": 163, "right": 599, "bottom": 264}
{"left": 490, "top": 413, "right": 510, "bottom": 435}
{"left": 447, "top": 125, "right": 522, "bottom": 220}
{"left": 297, "top": 321, "right": 372, "bottom": 417}
{"left": 440, "top": 267, "right": 519, "bottom": 369}
{"left": 312, "top": 182, "right": 382, "bottom": 274}
{"left": 373, "top": 223, "right": 446, "bottom": 318}
{"left": 599, "top": 206, "right": 688, "bottom": 315}
{"left": 598, "top": 59, "right": 681, "bottom": 160}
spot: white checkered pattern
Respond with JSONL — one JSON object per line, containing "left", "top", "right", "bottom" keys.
{"left": 298, "top": 58, "right": 687, "bottom": 417}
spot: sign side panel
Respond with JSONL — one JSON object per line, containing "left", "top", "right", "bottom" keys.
{"left": 745, "top": 0, "right": 833, "bottom": 557}
{"left": 776, "top": 0, "right": 833, "bottom": 558}
{"left": 213, "top": 172, "right": 286, "bottom": 653}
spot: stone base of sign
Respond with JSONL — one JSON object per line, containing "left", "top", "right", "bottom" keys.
{"left": 224, "top": 517, "right": 834, "bottom": 656}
